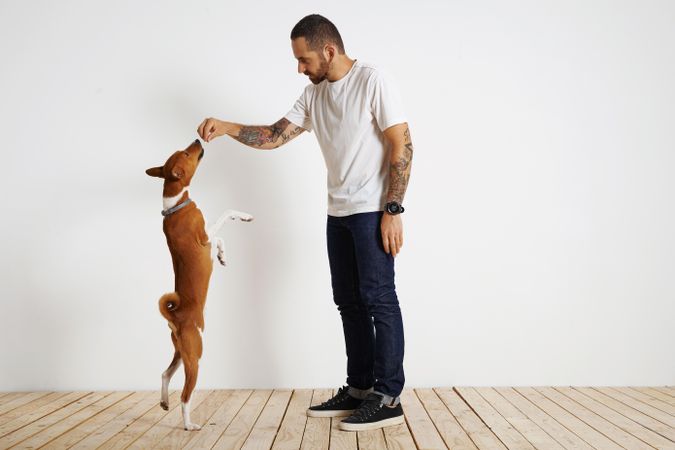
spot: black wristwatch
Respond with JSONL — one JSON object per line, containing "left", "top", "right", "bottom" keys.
{"left": 385, "top": 201, "right": 405, "bottom": 215}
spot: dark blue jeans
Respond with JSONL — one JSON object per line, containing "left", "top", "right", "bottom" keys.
{"left": 326, "top": 212, "right": 405, "bottom": 400}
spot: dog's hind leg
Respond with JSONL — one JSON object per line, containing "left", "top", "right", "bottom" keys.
{"left": 160, "top": 334, "right": 182, "bottom": 410}
{"left": 179, "top": 327, "right": 203, "bottom": 431}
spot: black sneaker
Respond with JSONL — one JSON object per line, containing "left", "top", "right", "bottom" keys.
{"left": 306, "top": 386, "right": 364, "bottom": 418}
{"left": 339, "top": 393, "right": 405, "bottom": 431}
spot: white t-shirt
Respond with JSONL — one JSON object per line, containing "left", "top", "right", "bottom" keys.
{"left": 284, "top": 60, "right": 407, "bottom": 217}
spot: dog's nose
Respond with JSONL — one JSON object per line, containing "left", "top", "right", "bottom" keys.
{"left": 194, "top": 139, "right": 201, "bottom": 146}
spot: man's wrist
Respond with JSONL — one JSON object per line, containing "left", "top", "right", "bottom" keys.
{"left": 384, "top": 201, "right": 405, "bottom": 215}
{"left": 225, "top": 122, "right": 240, "bottom": 137}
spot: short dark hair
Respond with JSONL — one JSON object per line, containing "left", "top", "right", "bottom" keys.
{"left": 290, "top": 14, "right": 345, "bottom": 54}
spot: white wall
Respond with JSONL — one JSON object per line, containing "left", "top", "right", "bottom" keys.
{"left": 1, "top": 0, "right": 673, "bottom": 391}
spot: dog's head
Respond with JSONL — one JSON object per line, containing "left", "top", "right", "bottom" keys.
{"left": 146, "top": 139, "right": 205, "bottom": 186}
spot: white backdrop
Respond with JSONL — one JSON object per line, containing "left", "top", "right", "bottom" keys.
{"left": 1, "top": 0, "right": 673, "bottom": 391}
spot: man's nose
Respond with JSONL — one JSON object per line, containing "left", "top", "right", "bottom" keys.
{"left": 297, "top": 62, "right": 304, "bottom": 74}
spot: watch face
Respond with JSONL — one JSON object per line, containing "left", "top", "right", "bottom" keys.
{"left": 387, "top": 202, "right": 400, "bottom": 213}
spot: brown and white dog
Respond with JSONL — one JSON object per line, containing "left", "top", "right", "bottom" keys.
{"left": 146, "top": 139, "right": 252, "bottom": 430}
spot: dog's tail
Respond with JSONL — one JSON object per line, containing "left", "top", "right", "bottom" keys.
{"left": 159, "top": 292, "right": 181, "bottom": 321}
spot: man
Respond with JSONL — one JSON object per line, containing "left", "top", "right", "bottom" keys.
{"left": 197, "top": 14, "right": 413, "bottom": 432}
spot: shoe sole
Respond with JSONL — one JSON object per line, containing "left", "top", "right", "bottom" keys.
{"left": 338, "top": 414, "right": 405, "bottom": 431}
{"left": 306, "top": 408, "right": 355, "bottom": 418}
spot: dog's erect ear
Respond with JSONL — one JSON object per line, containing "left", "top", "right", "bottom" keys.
{"left": 170, "top": 166, "right": 185, "bottom": 180}
{"left": 146, "top": 166, "right": 164, "bottom": 178}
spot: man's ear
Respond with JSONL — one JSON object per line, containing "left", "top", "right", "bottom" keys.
{"left": 324, "top": 44, "right": 336, "bottom": 63}
{"left": 145, "top": 166, "right": 164, "bottom": 178}
{"left": 170, "top": 166, "right": 185, "bottom": 180}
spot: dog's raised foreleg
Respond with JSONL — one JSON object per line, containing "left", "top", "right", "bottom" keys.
{"left": 207, "top": 210, "right": 253, "bottom": 267}
{"left": 214, "top": 237, "right": 227, "bottom": 266}
{"left": 207, "top": 209, "right": 253, "bottom": 239}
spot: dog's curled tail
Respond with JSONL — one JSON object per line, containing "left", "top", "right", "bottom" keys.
{"left": 159, "top": 292, "right": 181, "bottom": 321}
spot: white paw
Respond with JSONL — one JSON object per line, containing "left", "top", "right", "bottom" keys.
{"left": 184, "top": 422, "right": 202, "bottom": 431}
{"left": 217, "top": 253, "right": 227, "bottom": 266}
{"left": 237, "top": 213, "right": 254, "bottom": 222}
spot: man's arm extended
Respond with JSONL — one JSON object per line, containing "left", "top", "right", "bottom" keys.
{"left": 381, "top": 122, "right": 414, "bottom": 257}
{"left": 197, "top": 117, "right": 305, "bottom": 149}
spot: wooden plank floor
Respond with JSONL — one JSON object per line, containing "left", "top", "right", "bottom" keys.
{"left": 0, "top": 387, "right": 673, "bottom": 449}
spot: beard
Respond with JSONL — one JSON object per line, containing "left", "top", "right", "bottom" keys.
{"left": 306, "top": 55, "right": 331, "bottom": 84}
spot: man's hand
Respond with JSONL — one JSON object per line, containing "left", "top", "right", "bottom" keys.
{"left": 198, "top": 118, "right": 229, "bottom": 143}
{"left": 381, "top": 213, "right": 403, "bottom": 257}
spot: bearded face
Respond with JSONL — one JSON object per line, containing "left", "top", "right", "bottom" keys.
{"left": 293, "top": 37, "right": 333, "bottom": 85}
{"left": 305, "top": 52, "right": 330, "bottom": 84}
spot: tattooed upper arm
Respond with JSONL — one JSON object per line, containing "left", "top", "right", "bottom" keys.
{"left": 236, "top": 118, "right": 306, "bottom": 149}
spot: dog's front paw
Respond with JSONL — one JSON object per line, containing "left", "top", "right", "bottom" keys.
{"left": 160, "top": 401, "right": 169, "bottom": 411}
{"left": 217, "top": 252, "right": 227, "bottom": 266}
{"left": 237, "top": 213, "right": 254, "bottom": 222}
{"left": 184, "top": 422, "right": 202, "bottom": 431}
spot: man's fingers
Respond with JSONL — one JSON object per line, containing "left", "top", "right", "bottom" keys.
{"left": 198, "top": 118, "right": 219, "bottom": 141}
{"left": 382, "top": 236, "right": 390, "bottom": 254}
{"left": 390, "top": 233, "right": 402, "bottom": 257}
{"left": 198, "top": 119, "right": 209, "bottom": 139}
{"left": 205, "top": 124, "right": 216, "bottom": 142}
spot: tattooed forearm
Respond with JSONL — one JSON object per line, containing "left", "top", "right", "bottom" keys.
{"left": 280, "top": 125, "right": 303, "bottom": 145}
{"left": 237, "top": 118, "right": 290, "bottom": 148}
{"left": 235, "top": 118, "right": 304, "bottom": 149}
{"left": 387, "top": 127, "right": 414, "bottom": 204}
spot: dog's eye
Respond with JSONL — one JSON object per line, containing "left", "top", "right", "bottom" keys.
{"left": 184, "top": 152, "right": 189, "bottom": 156}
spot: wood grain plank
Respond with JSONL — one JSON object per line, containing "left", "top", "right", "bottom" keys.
{"left": 415, "top": 388, "right": 476, "bottom": 449}
{"left": 182, "top": 390, "right": 252, "bottom": 450}
{"left": 634, "top": 387, "right": 675, "bottom": 407}
{"left": 0, "top": 391, "right": 93, "bottom": 447}
{"left": 474, "top": 387, "right": 564, "bottom": 450}
{"left": 125, "top": 390, "right": 212, "bottom": 449}
{"left": 300, "top": 389, "right": 332, "bottom": 450}
{"left": 241, "top": 389, "right": 293, "bottom": 450}
{"left": 537, "top": 387, "right": 652, "bottom": 450}
{"left": 0, "top": 392, "right": 53, "bottom": 417}
{"left": 620, "top": 387, "right": 675, "bottom": 415}
{"left": 44, "top": 391, "right": 153, "bottom": 449}
{"left": 652, "top": 387, "right": 675, "bottom": 399}
{"left": 91, "top": 390, "right": 182, "bottom": 450}
{"left": 0, "top": 392, "right": 68, "bottom": 427}
{"left": 211, "top": 389, "right": 273, "bottom": 450}
{"left": 456, "top": 387, "right": 535, "bottom": 450}
{"left": 515, "top": 387, "right": 623, "bottom": 450}
{"left": 155, "top": 390, "right": 232, "bottom": 450}
{"left": 435, "top": 388, "right": 506, "bottom": 450}
{"left": 400, "top": 388, "right": 447, "bottom": 449}
{"left": 559, "top": 387, "right": 673, "bottom": 449}
{"left": 272, "top": 389, "right": 312, "bottom": 450}
{"left": 494, "top": 387, "right": 593, "bottom": 449}
{"left": 357, "top": 429, "right": 387, "bottom": 450}
{"left": 382, "top": 420, "right": 417, "bottom": 450}
{"left": 575, "top": 387, "right": 675, "bottom": 442}
{"left": 596, "top": 387, "right": 675, "bottom": 427}
{"left": 13, "top": 391, "right": 131, "bottom": 449}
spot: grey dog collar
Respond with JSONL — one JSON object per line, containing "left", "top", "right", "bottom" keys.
{"left": 162, "top": 198, "right": 192, "bottom": 217}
